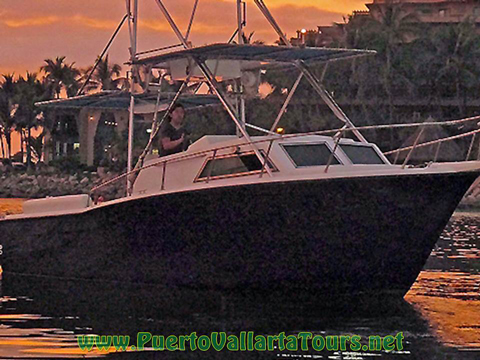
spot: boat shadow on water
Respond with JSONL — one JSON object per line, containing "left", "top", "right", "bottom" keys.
{"left": 0, "top": 272, "right": 476, "bottom": 360}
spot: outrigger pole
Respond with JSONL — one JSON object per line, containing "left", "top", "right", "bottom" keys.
{"left": 129, "top": 0, "right": 201, "bottom": 185}
{"left": 237, "top": 0, "right": 246, "bottom": 137}
{"left": 127, "top": 0, "right": 138, "bottom": 194}
{"left": 77, "top": 14, "right": 129, "bottom": 96}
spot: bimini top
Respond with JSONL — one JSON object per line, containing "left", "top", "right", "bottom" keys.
{"left": 35, "top": 90, "right": 221, "bottom": 113}
{"left": 134, "top": 43, "right": 376, "bottom": 69}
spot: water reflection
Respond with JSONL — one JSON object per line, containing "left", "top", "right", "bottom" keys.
{"left": 406, "top": 272, "right": 480, "bottom": 351}
{"left": 426, "top": 214, "right": 480, "bottom": 273}
{"left": 1, "top": 214, "right": 480, "bottom": 359}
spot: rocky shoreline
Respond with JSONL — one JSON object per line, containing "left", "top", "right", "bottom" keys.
{"left": 0, "top": 168, "right": 125, "bottom": 203}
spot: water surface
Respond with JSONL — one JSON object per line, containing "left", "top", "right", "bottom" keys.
{"left": 1, "top": 214, "right": 479, "bottom": 359}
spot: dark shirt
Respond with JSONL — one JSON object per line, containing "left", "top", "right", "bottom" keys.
{"left": 159, "top": 121, "right": 189, "bottom": 157}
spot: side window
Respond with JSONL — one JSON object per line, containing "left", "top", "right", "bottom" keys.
{"left": 282, "top": 144, "right": 340, "bottom": 167}
{"left": 197, "top": 153, "right": 276, "bottom": 181}
{"left": 340, "top": 144, "right": 385, "bottom": 164}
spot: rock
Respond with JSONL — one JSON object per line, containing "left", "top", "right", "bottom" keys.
{"left": 97, "top": 167, "right": 107, "bottom": 178}
{"left": 0, "top": 168, "right": 115, "bottom": 198}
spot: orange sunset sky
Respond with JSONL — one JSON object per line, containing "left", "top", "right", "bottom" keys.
{"left": 1, "top": 0, "right": 368, "bottom": 155}
{"left": 1, "top": 0, "right": 368, "bottom": 75}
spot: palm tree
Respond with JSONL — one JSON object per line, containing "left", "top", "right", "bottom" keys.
{"left": 430, "top": 19, "right": 480, "bottom": 115}
{"left": 41, "top": 56, "right": 80, "bottom": 99}
{"left": 13, "top": 72, "right": 49, "bottom": 168}
{"left": 0, "top": 74, "right": 16, "bottom": 159}
{"left": 241, "top": 31, "right": 265, "bottom": 45}
{"left": 40, "top": 57, "right": 80, "bottom": 164}
{"left": 82, "top": 55, "right": 123, "bottom": 92}
{"left": 374, "top": 4, "right": 419, "bottom": 119}
{"left": 345, "top": 2, "right": 419, "bottom": 121}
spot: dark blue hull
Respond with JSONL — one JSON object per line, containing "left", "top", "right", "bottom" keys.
{"left": 1, "top": 171, "right": 478, "bottom": 300}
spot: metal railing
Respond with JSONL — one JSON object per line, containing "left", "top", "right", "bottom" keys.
{"left": 385, "top": 127, "right": 480, "bottom": 165}
{"left": 90, "top": 114, "right": 480, "bottom": 199}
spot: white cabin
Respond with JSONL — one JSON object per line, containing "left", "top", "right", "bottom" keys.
{"left": 132, "top": 134, "right": 391, "bottom": 196}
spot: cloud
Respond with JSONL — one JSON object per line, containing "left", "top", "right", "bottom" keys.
{"left": 3, "top": 16, "right": 60, "bottom": 28}
{"left": 0, "top": 0, "right": 359, "bottom": 75}
{"left": 1, "top": 0, "right": 126, "bottom": 19}
{"left": 71, "top": 15, "right": 120, "bottom": 31}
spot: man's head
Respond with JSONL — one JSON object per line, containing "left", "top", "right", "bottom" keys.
{"left": 170, "top": 104, "right": 185, "bottom": 125}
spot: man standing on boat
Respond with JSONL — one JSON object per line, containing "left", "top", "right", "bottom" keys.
{"left": 159, "top": 104, "right": 189, "bottom": 156}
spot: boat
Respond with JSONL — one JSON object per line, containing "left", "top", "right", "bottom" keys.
{"left": 1, "top": 0, "right": 480, "bottom": 301}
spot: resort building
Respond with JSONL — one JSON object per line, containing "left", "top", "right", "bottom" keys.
{"left": 367, "top": 0, "right": 480, "bottom": 25}
{"left": 37, "top": 92, "right": 219, "bottom": 166}
{"left": 290, "top": 0, "right": 480, "bottom": 47}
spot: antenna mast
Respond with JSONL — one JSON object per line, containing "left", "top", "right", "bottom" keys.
{"left": 237, "top": 0, "right": 246, "bottom": 137}
{"left": 127, "top": 0, "right": 138, "bottom": 194}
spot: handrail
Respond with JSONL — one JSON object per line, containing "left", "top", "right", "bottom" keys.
{"left": 401, "top": 125, "right": 425, "bottom": 169}
{"left": 90, "top": 114, "right": 480, "bottom": 196}
{"left": 384, "top": 128, "right": 480, "bottom": 155}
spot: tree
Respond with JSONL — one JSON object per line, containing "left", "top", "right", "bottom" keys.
{"left": 431, "top": 19, "right": 480, "bottom": 115}
{"left": 41, "top": 56, "right": 80, "bottom": 99}
{"left": 0, "top": 74, "right": 16, "bottom": 159}
{"left": 82, "top": 55, "right": 123, "bottom": 92}
{"left": 348, "top": 2, "right": 419, "bottom": 121}
{"left": 40, "top": 57, "right": 80, "bottom": 164}
{"left": 13, "top": 72, "right": 49, "bottom": 168}
{"left": 241, "top": 31, "right": 265, "bottom": 45}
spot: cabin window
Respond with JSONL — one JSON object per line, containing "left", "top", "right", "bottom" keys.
{"left": 340, "top": 144, "right": 385, "bottom": 164}
{"left": 197, "top": 152, "right": 276, "bottom": 181}
{"left": 282, "top": 143, "right": 340, "bottom": 167}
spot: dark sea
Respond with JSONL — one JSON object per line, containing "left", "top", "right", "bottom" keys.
{"left": 0, "top": 213, "right": 479, "bottom": 359}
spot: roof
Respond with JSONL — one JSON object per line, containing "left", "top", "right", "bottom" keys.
{"left": 35, "top": 91, "right": 221, "bottom": 112}
{"left": 133, "top": 43, "right": 376, "bottom": 69}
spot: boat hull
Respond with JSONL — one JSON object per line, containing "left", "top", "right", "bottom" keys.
{"left": 1, "top": 171, "right": 478, "bottom": 300}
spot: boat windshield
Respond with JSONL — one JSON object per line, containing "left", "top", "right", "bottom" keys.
{"left": 197, "top": 152, "right": 276, "bottom": 181}
{"left": 282, "top": 143, "right": 341, "bottom": 167}
{"left": 340, "top": 144, "right": 385, "bottom": 165}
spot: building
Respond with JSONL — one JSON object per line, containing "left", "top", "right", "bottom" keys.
{"left": 367, "top": 0, "right": 480, "bottom": 25}
{"left": 290, "top": 0, "right": 480, "bottom": 48}
{"left": 37, "top": 91, "right": 220, "bottom": 166}
{"left": 290, "top": 26, "right": 345, "bottom": 47}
